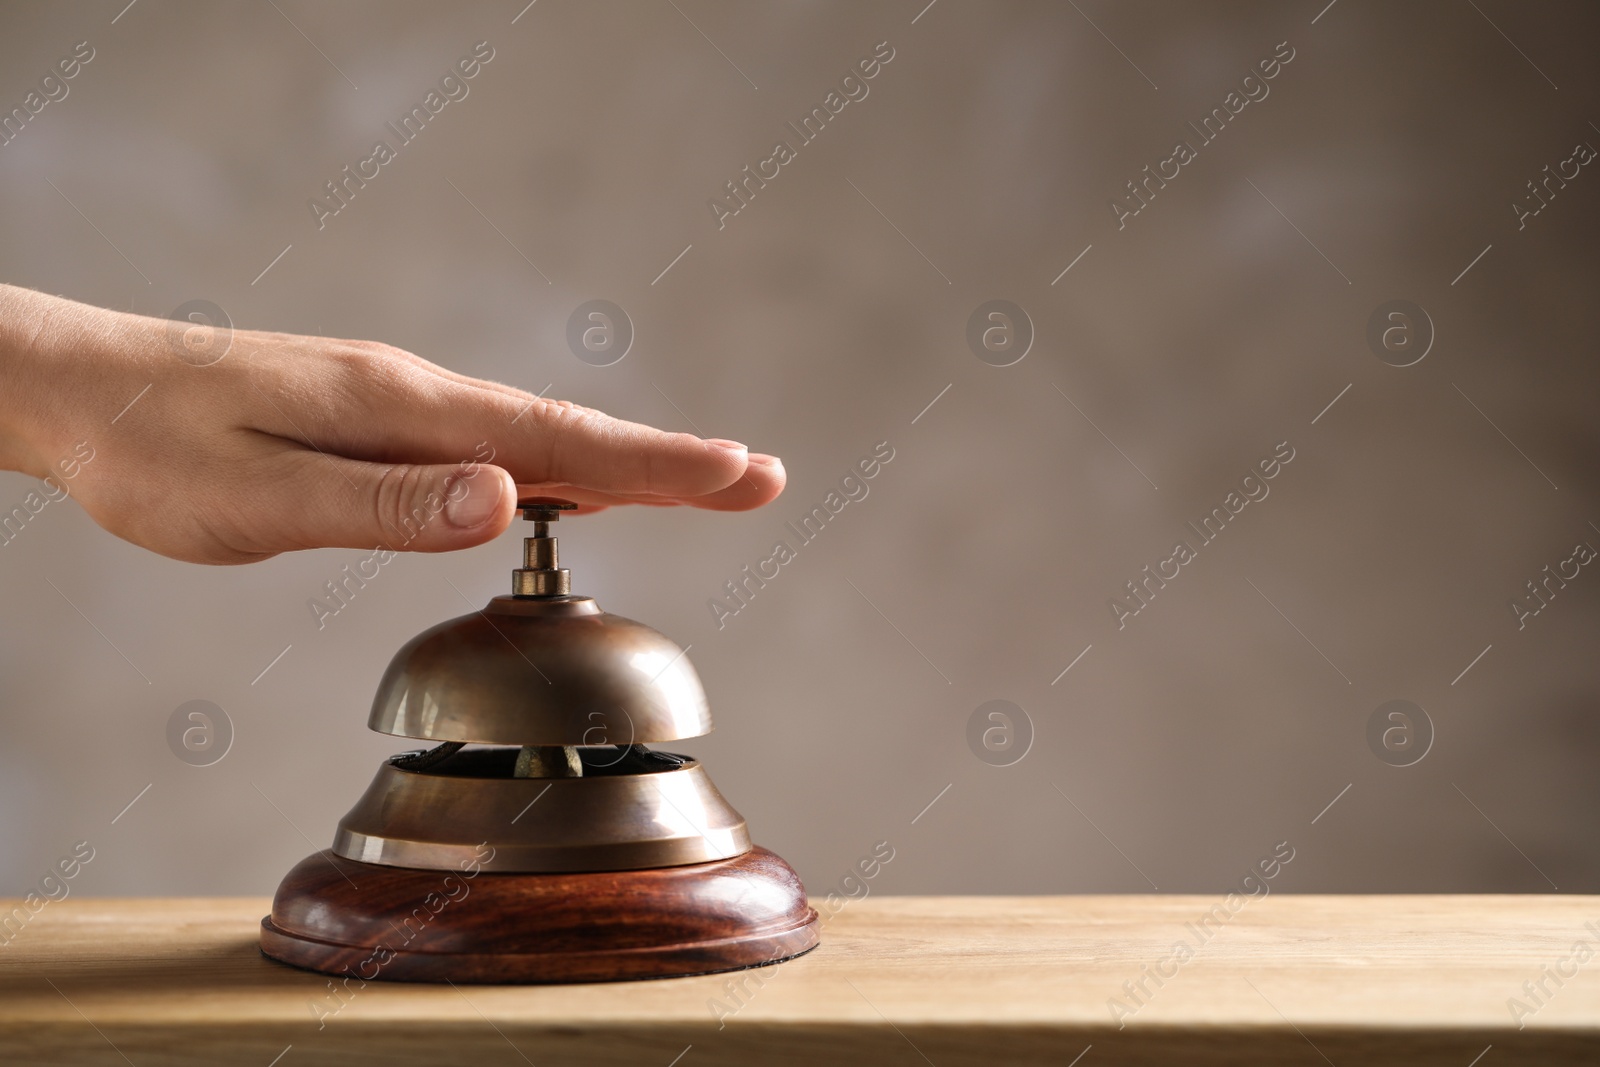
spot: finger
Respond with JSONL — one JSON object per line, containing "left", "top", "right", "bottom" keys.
{"left": 248, "top": 347, "right": 753, "bottom": 500}
{"left": 525, "top": 398, "right": 751, "bottom": 496}
{"left": 665, "top": 452, "right": 785, "bottom": 510}
{"left": 514, "top": 453, "right": 785, "bottom": 512}
{"left": 255, "top": 446, "right": 517, "bottom": 553}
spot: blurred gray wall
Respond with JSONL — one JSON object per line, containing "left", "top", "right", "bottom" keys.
{"left": 0, "top": 0, "right": 1596, "bottom": 901}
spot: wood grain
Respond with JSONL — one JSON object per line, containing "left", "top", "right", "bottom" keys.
{"left": 261, "top": 847, "right": 820, "bottom": 982}
{"left": 2, "top": 895, "right": 1598, "bottom": 1065}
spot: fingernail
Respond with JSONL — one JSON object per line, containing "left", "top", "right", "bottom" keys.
{"left": 444, "top": 470, "right": 504, "bottom": 528}
{"left": 747, "top": 453, "right": 781, "bottom": 468}
{"left": 704, "top": 438, "right": 747, "bottom": 454}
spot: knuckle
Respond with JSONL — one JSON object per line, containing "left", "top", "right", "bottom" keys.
{"left": 363, "top": 341, "right": 418, "bottom": 367}
{"left": 321, "top": 344, "right": 439, "bottom": 429}
{"left": 524, "top": 396, "right": 578, "bottom": 427}
{"left": 324, "top": 340, "right": 410, "bottom": 380}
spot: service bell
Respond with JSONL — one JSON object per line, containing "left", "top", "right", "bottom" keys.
{"left": 260, "top": 496, "right": 819, "bottom": 983}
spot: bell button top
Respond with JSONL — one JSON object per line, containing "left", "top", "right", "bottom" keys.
{"left": 517, "top": 493, "right": 578, "bottom": 522}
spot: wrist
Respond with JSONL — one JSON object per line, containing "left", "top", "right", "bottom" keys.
{"left": 0, "top": 284, "right": 56, "bottom": 478}
{"left": 0, "top": 285, "right": 148, "bottom": 482}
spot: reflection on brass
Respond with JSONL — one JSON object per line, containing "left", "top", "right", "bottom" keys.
{"left": 515, "top": 745, "right": 582, "bottom": 778}
{"left": 331, "top": 748, "right": 751, "bottom": 873}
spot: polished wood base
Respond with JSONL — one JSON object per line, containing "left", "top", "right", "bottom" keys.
{"left": 260, "top": 846, "right": 819, "bottom": 984}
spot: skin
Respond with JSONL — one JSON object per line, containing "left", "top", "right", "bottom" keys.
{"left": 0, "top": 285, "right": 784, "bottom": 564}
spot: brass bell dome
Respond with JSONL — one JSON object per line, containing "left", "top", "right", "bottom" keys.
{"left": 368, "top": 596, "right": 711, "bottom": 746}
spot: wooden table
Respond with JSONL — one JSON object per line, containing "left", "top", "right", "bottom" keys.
{"left": 1, "top": 895, "right": 1595, "bottom": 1065}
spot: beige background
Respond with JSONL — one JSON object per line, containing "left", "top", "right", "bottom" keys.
{"left": 0, "top": 0, "right": 1596, "bottom": 900}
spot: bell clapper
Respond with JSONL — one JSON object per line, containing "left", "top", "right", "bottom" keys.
{"left": 514, "top": 745, "right": 583, "bottom": 778}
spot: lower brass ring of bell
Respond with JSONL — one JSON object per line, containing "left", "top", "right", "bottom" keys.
{"left": 330, "top": 747, "right": 752, "bottom": 874}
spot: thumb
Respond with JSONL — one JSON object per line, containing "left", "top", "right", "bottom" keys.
{"left": 266, "top": 450, "right": 517, "bottom": 553}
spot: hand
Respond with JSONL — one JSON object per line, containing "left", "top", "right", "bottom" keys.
{"left": 0, "top": 286, "right": 784, "bottom": 564}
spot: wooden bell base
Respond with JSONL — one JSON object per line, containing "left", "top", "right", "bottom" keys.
{"left": 259, "top": 846, "right": 820, "bottom": 984}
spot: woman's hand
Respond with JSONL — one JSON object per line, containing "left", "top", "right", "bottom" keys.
{"left": 0, "top": 286, "right": 783, "bottom": 564}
